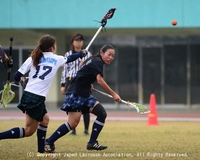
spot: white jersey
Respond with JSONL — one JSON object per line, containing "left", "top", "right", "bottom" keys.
{"left": 18, "top": 52, "right": 67, "bottom": 97}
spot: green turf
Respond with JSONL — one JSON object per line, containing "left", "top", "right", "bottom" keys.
{"left": 0, "top": 120, "right": 199, "bottom": 160}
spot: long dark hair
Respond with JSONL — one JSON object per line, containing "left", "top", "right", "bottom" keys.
{"left": 31, "top": 35, "right": 55, "bottom": 67}
{"left": 70, "top": 33, "right": 84, "bottom": 50}
{"left": 81, "top": 44, "right": 114, "bottom": 66}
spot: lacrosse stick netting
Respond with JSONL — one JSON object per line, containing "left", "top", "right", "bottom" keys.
{"left": 93, "top": 88, "right": 150, "bottom": 115}
{"left": 0, "top": 77, "right": 27, "bottom": 108}
{"left": 0, "top": 83, "right": 15, "bottom": 108}
{"left": 0, "top": 37, "right": 15, "bottom": 108}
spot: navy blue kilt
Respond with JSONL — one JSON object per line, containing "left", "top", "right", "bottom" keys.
{"left": 61, "top": 93, "right": 97, "bottom": 113}
{"left": 17, "top": 91, "right": 47, "bottom": 122}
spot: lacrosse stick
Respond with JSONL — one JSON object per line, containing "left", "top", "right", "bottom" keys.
{"left": 93, "top": 88, "right": 150, "bottom": 115}
{"left": 0, "top": 76, "right": 28, "bottom": 108}
{"left": 0, "top": 37, "right": 15, "bottom": 108}
{"left": 85, "top": 8, "right": 116, "bottom": 51}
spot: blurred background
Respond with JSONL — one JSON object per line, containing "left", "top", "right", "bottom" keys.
{"left": 1, "top": 0, "right": 200, "bottom": 110}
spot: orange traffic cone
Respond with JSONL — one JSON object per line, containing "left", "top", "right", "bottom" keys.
{"left": 147, "top": 94, "right": 158, "bottom": 125}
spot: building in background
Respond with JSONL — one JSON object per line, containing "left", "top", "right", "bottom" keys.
{"left": 1, "top": 0, "right": 200, "bottom": 109}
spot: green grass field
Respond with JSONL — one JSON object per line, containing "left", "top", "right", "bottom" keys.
{"left": 0, "top": 120, "right": 199, "bottom": 160}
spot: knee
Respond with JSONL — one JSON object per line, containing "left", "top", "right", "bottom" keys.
{"left": 68, "top": 120, "right": 79, "bottom": 129}
{"left": 92, "top": 103, "right": 107, "bottom": 122}
{"left": 99, "top": 110, "right": 107, "bottom": 121}
{"left": 24, "top": 128, "right": 35, "bottom": 137}
{"left": 40, "top": 114, "right": 49, "bottom": 126}
{"left": 104, "top": 111, "right": 107, "bottom": 119}
{"left": 96, "top": 110, "right": 107, "bottom": 123}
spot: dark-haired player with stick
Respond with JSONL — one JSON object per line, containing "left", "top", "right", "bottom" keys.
{"left": 61, "top": 33, "right": 92, "bottom": 136}
{"left": 45, "top": 8, "right": 117, "bottom": 153}
{"left": 45, "top": 44, "right": 121, "bottom": 152}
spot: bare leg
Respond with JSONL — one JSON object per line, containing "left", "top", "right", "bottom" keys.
{"left": 24, "top": 114, "right": 39, "bottom": 137}
{"left": 0, "top": 114, "right": 38, "bottom": 140}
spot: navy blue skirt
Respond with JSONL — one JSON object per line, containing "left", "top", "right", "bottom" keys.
{"left": 17, "top": 91, "right": 47, "bottom": 122}
{"left": 61, "top": 93, "right": 97, "bottom": 113}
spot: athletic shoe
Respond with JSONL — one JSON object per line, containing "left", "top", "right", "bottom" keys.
{"left": 87, "top": 140, "right": 107, "bottom": 150}
{"left": 70, "top": 130, "right": 76, "bottom": 136}
{"left": 45, "top": 141, "right": 55, "bottom": 153}
{"left": 84, "top": 130, "right": 89, "bottom": 135}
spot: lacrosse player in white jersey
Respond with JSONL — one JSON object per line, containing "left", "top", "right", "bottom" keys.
{"left": 0, "top": 35, "right": 88, "bottom": 155}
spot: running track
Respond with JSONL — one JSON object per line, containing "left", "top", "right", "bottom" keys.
{"left": 0, "top": 108, "right": 199, "bottom": 121}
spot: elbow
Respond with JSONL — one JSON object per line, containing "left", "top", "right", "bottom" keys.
{"left": 14, "top": 71, "right": 23, "bottom": 82}
{"left": 96, "top": 79, "right": 104, "bottom": 86}
{"left": 96, "top": 74, "right": 104, "bottom": 86}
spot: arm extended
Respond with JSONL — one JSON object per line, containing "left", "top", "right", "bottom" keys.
{"left": 66, "top": 49, "right": 88, "bottom": 63}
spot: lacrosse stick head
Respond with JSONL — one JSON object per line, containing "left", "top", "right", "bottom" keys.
{"left": 101, "top": 8, "right": 116, "bottom": 27}
{"left": 132, "top": 102, "right": 150, "bottom": 115}
{"left": 1, "top": 83, "right": 15, "bottom": 108}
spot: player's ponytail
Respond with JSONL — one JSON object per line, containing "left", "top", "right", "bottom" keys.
{"left": 31, "top": 46, "right": 42, "bottom": 67}
{"left": 31, "top": 35, "right": 55, "bottom": 67}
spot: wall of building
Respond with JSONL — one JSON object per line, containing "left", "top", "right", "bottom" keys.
{"left": 1, "top": 0, "right": 200, "bottom": 29}
{"left": 1, "top": 0, "right": 200, "bottom": 108}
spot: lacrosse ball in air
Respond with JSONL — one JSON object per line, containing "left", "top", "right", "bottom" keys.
{"left": 172, "top": 20, "right": 177, "bottom": 26}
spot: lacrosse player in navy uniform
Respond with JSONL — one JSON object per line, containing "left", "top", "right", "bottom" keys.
{"left": 0, "top": 45, "right": 13, "bottom": 68}
{"left": 0, "top": 35, "right": 88, "bottom": 154}
{"left": 61, "top": 33, "right": 92, "bottom": 136}
{"left": 45, "top": 44, "right": 121, "bottom": 152}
